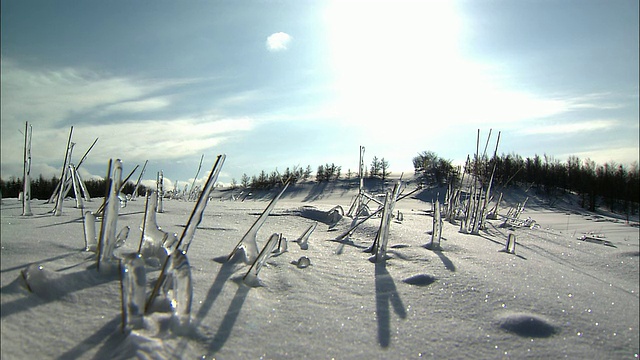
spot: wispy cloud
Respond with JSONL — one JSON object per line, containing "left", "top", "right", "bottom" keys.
{"left": 0, "top": 59, "right": 168, "bottom": 125}
{"left": 266, "top": 32, "right": 293, "bottom": 52}
{"left": 0, "top": 59, "right": 256, "bottom": 179}
{"left": 97, "top": 97, "right": 171, "bottom": 116}
{"left": 519, "top": 119, "right": 619, "bottom": 135}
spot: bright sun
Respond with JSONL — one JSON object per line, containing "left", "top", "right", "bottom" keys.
{"left": 321, "top": 0, "right": 568, "bottom": 136}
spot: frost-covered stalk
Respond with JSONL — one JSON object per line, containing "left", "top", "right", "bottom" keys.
{"left": 130, "top": 160, "right": 147, "bottom": 201}
{"left": 97, "top": 159, "right": 123, "bottom": 272}
{"left": 504, "top": 233, "right": 517, "bottom": 254}
{"left": 178, "top": 154, "right": 225, "bottom": 253}
{"left": 139, "top": 191, "right": 176, "bottom": 262}
{"left": 121, "top": 253, "right": 147, "bottom": 332}
{"left": 145, "top": 249, "right": 193, "bottom": 318}
{"left": 228, "top": 180, "right": 290, "bottom": 264}
{"left": 371, "top": 181, "right": 401, "bottom": 263}
{"left": 335, "top": 207, "right": 383, "bottom": 242}
{"left": 83, "top": 211, "right": 97, "bottom": 251}
{"left": 69, "top": 165, "right": 84, "bottom": 209}
{"left": 53, "top": 130, "right": 75, "bottom": 216}
{"left": 347, "top": 146, "right": 366, "bottom": 218}
{"left": 327, "top": 205, "right": 344, "bottom": 229}
{"left": 188, "top": 154, "right": 205, "bottom": 202}
{"left": 22, "top": 121, "right": 33, "bottom": 216}
{"left": 160, "top": 251, "right": 193, "bottom": 326}
{"left": 294, "top": 222, "right": 317, "bottom": 250}
{"left": 357, "top": 145, "right": 365, "bottom": 217}
{"left": 274, "top": 234, "right": 288, "bottom": 254}
{"left": 156, "top": 171, "right": 164, "bottom": 213}
{"left": 244, "top": 233, "right": 280, "bottom": 286}
{"left": 427, "top": 200, "right": 443, "bottom": 250}
{"left": 487, "top": 192, "right": 503, "bottom": 220}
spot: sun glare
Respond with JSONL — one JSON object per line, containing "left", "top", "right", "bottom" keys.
{"left": 323, "top": 0, "right": 464, "bottom": 123}
{"left": 321, "top": 0, "right": 570, "bottom": 136}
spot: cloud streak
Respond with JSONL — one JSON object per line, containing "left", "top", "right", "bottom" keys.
{"left": 519, "top": 119, "right": 619, "bottom": 135}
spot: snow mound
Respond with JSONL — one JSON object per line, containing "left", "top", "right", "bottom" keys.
{"left": 496, "top": 312, "right": 558, "bottom": 338}
{"left": 19, "top": 264, "right": 112, "bottom": 302}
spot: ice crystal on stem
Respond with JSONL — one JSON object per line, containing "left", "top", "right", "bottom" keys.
{"left": 244, "top": 233, "right": 280, "bottom": 287}
{"left": 83, "top": 211, "right": 97, "bottom": 252}
{"left": 139, "top": 191, "right": 177, "bottom": 265}
{"left": 97, "top": 159, "right": 123, "bottom": 273}
{"left": 294, "top": 222, "right": 317, "bottom": 250}
{"left": 426, "top": 200, "right": 442, "bottom": 250}
{"left": 371, "top": 181, "right": 401, "bottom": 262}
{"left": 178, "top": 154, "right": 226, "bottom": 254}
{"left": 228, "top": 181, "right": 290, "bottom": 264}
{"left": 121, "top": 253, "right": 147, "bottom": 332}
{"left": 164, "top": 251, "right": 192, "bottom": 326}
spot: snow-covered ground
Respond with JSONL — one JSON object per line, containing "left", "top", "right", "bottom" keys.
{"left": 1, "top": 182, "right": 638, "bottom": 359}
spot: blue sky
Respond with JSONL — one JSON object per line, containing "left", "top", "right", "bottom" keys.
{"left": 1, "top": 0, "right": 638, "bottom": 189}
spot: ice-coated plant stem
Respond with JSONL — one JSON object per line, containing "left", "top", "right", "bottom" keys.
{"left": 227, "top": 180, "right": 290, "bottom": 264}
{"left": 167, "top": 251, "right": 192, "bottom": 326}
{"left": 244, "top": 233, "right": 281, "bottom": 286}
{"left": 371, "top": 181, "right": 401, "bottom": 262}
{"left": 146, "top": 155, "right": 225, "bottom": 314}
{"left": 179, "top": 154, "right": 226, "bottom": 253}
{"left": 53, "top": 128, "right": 75, "bottom": 216}
{"left": 295, "top": 222, "right": 317, "bottom": 250}
{"left": 22, "top": 121, "right": 33, "bottom": 216}
{"left": 120, "top": 253, "right": 147, "bottom": 332}
{"left": 83, "top": 211, "right": 97, "bottom": 251}
{"left": 97, "top": 159, "right": 123, "bottom": 272}
{"left": 157, "top": 171, "right": 164, "bottom": 213}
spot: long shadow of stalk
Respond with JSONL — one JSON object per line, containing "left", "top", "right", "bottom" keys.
{"left": 374, "top": 262, "right": 406, "bottom": 348}
{"left": 173, "top": 258, "right": 242, "bottom": 356}
{"left": 206, "top": 283, "right": 250, "bottom": 355}
{"left": 433, "top": 250, "right": 456, "bottom": 272}
{"left": 55, "top": 316, "right": 123, "bottom": 360}
{"left": 193, "top": 260, "right": 239, "bottom": 323}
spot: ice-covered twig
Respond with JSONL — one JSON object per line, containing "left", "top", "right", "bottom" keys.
{"left": 425, "top": 200, "right": 442, "bottom": 250}
{"left": 370, "top": 181, "right": 401, "bottom": 262}
{"left": 178, "top": 154, "right": 226, "bottom": 253}
{"left": 97, "top": 159, "right": 122, "bottom": 273}
{"left": 294, "top": 222, "right": 317, "bottom": 250}
{"left": 83, "top": 211, "right": 97, "bottom": 251}
{"left": 145, "top": 156, "right": 225, "bottom": 315}
{"left": 244, "top": 233, "right": 280, "bottom": 286}
{"left": 227, "top": 180, "right": 290, "bottom": 264}
{"left": 138, "top": 191, "right": 177, "bottom": 264}
{"left": 22, "top": 121, "right": 33, "bottom": 216}
{"left": 120, "top": 253, "right": 146, "bottom": 332}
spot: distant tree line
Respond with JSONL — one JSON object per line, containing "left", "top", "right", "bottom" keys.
{"left": 485, "top": 153, "right": 639, "bottom": 213}
{"left": 0, "top": 175, "right": 146, "bottom": 200}
{"left": 6, "top": 151, "right": 637, "bottom": 215}
{"left": 413, "top": 150, "right": 639, "bottom": 214}
{"left": 234, "top": 165, "right": 314, "bottom": 190}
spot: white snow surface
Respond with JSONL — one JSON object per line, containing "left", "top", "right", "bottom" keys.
{"left": 1, "top": 182, "right": 638, "bottom": 359}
